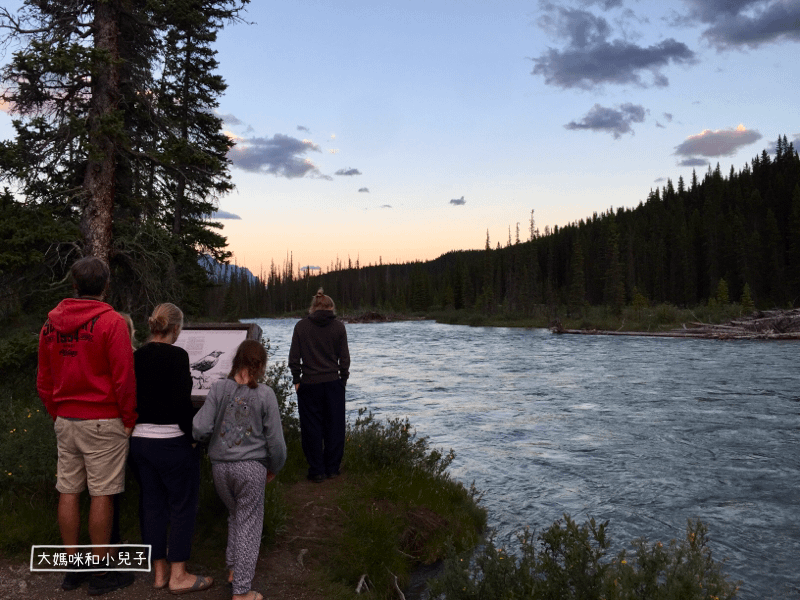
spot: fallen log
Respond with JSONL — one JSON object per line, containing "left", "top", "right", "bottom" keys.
{"left": 552, "top": 308, "right": 800, "bottom": 339}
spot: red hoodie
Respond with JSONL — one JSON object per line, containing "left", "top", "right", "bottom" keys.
{"left": 37, "top": 298, "right": 137, "bottom": 427}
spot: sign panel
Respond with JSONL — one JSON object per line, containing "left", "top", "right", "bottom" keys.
{"left": 173, "top": 323, "right": 262, "bottom": 405}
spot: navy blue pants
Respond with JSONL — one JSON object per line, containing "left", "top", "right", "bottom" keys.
{"left": 128, "top": 436, "right": 200, "bottom": 562}
{"left": 297, "top": 380, "right": 346, "bottom": 477}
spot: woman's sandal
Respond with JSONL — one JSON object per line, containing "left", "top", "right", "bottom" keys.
{"left": 169, "top": 575, "right": 213, "bottom": 595}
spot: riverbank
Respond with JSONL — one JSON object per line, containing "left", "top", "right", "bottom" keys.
{"left": 552, "top": 308, "right": 800, "bottom": 339}
{"left": 277, "top": 302, "right": 789, "bottom": 336}
{"left": 1, "top": 465, "right": 478, "bottom": 600}
{"left": 0, "top": 360, "right": 486, "bottom": 600}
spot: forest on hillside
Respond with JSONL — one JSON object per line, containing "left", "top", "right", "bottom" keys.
{"left": 214, "top": 138, "right": 800, "bottom": 320}
{"left": 0, "top": 4, "right": 797, "bottom": 326}
{"left": 2, "top": 4, "right": 797, "bottom": 327}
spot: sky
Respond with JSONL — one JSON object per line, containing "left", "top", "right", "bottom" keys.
{"left": 2, "top": 0, "right": 800, "bottom": 272}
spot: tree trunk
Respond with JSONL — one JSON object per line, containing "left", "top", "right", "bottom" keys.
{"left": 80, "top": 0, "right": 121, "bottom": 263}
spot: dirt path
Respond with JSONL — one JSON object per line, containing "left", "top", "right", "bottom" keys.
{"left": 0, "top": 476, "right": 349, "bottom": 600}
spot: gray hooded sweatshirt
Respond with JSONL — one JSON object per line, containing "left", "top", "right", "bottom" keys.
{"left": 192, "top": 378, "right": 287, "bottom": 473}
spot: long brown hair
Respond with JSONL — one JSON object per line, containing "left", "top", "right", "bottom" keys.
{"left": 228, "top": 339, "right": 267, "bottom": 389}
{"left": 309, "top": 287, "right": 335, "bottom": 314}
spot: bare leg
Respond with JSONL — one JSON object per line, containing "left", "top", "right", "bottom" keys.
{"left": 233, "top": 593, "right": 262, "bottom": 600}
{"left": 88, "top": 495, "right": 113, "bottom": 561}
{"left": 152, "top": 558, "right": 170, "bottom": 588}
{"left": 58, "top": 493, "right": 81, "bottom": 554}
{"left": 169, "top": 562, "right": 212, "bottom": 592}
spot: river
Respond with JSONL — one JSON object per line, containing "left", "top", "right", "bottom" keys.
{"left": 247, "top": 318, "right": 800, "bottom": 599}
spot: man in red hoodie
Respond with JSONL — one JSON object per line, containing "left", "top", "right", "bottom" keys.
{"left": 37, "top": 256, "right": 137, "bottom": 595}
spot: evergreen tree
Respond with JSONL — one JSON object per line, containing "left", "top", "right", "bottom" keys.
{"left": 155, "top": 0, "right": 242, "bottom": 256}
{"left": 740, "top": 282, "right": 755, "bottom": 314}
{"left": 715, "top": 278, "right": 730, "bottom": 305}
{"left": 1, "top": 0, "right": 156, "bottom": 263}
{"left": 568, "top": 237, "right": 586, "bottom": 314}
{"left": 0, "top": 0, "right": 245, "bottom": 314}
{"left": 787, "top": 184, "right": 800, "bottom": 302}
{"left": 603, "top": 223, "right": 625, "bottom": 314}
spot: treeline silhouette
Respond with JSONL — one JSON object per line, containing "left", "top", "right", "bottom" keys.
{"left": 209, "top": 137, "right": 800, "bottom": 319}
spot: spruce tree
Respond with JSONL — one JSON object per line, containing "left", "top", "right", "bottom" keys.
{"left": 1, "top": 0, "right": 245, "bottom": 313}
{"left": 568, "top": 237, "right": 586, "bottom": 314}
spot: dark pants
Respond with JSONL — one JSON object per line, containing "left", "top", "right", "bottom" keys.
{"left": 297, "top": 380, "right": 346, "bottom": 477}
{"left": 128, "top": 435, "right": 200, "bottom": 562}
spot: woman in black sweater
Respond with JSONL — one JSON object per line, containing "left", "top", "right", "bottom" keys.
{"left": 289, "top": 288, "right": 351, "bottom": 483}
{"left": 128, "top": 303, "right": 212, "bottom": 593}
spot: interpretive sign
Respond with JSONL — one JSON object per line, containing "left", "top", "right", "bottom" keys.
{"left": 174, "top": 323, "right": 263, "bottom": 406}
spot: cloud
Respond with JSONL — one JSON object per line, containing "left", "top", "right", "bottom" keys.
{"left": 297, "top": 125, "right": 310, "bottom": 132}
{"left": 380, "top": 204, "right": 392, "bottom": 209}
{"left": 450, "top": 196, "right": 466, "bottom": 206}
{"left": 678, "top": 158, "right": 710, "bottom": 167}
{"left": 564, "top": 103, "right": 647, "bottom": 138}
{"left": 359, "top": 187, "right": 370, "bottom": 193}
{"left": 674, "top": 124, "right": 762, "bottom": 158}
{"left": 654, "top": 177, "right": 666, "bottom": 182}
{"left": 656, "top": 121, "right": 666, "bottom": 128}
{"left": 335, "top": 167, "right": 362, "bottom": 176}
{"left": 578, "top": 0, "right": 623, "bottom": 8}
{"left": 210, "top": 210, "right": 241, "bottom": 220}
{"left": 678, "top": 0, "right": 800, "bottom": 49}
{"left": 663, "top": 112, "right": 674, "bottom": 122}
{"left": 300, "top": 265, "right": 321, "bottom": 272}
{"left": 217, "top": 112, "right": 253, "bottom": 134}
{"left": 217, "top": 112, "right": 244, "bottom": 127}
{"left": 228, "top": 134, "right": 325, "bottom": 178}
{"left": 531, "top": 6, "right": 696, "bottom": 89}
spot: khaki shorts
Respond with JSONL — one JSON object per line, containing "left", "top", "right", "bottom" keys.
{"left": 54, "top": 417, "right": 129, "bottom": 496}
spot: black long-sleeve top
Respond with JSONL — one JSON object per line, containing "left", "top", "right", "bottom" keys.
{"left": 289, "top": 310, "right": 350, "bottom": 386}
{"left": 133, "top": 342, "right": 194, "bottom": 436}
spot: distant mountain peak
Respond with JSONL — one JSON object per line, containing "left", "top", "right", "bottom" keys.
{"left": 199, "top": 254, "right": 258, "bottom": 283}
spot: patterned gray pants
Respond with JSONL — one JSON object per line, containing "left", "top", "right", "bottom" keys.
{"left": 212, "top": 460, "right": 268, "bottom": 595}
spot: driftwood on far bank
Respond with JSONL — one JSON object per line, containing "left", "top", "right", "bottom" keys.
{"left": 551, "top": 309, "right": 800, "bottom": 340}
{"left": 344, "top": 311, "right": 393, "bottom": 323}
{"left": 342, "top": 311, "right": 426, "bottom": 324}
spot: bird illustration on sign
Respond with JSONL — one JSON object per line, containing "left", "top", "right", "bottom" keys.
{"left": 190, "top": 350, "right": 224, "bottom": 389}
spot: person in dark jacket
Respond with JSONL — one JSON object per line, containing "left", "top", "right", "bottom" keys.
{"left": 289, "top": 288, "right": 350, "bottom": 482}
{"left": 128, "top": 303, "right": 212, "bottom": 594}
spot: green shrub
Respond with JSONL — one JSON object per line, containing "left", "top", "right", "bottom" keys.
{"left": 468, "top": 314, "right": 486, "bottom": 327}
{"left": 345, "top": 408, "right": 455, "bottom": 477}
{"left": 329, "top": 410, "right": 486, "bottom": 598}
{"left": 260, "top": 337, "right": 300, "bottom": 440}
{"left": 0, "top": 394, "right": 56, "bottom": 489}
{"left": 0, "top": 330, "right": 39, "bottom": 377}
{"left": 430, "top": 515, "right": 739, "bottom": 600}
{"left": 655, "top": 303, "right": 679, "bottom": 325}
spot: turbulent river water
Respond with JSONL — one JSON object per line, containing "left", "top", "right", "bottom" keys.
{"left": 248, "top": 318, "right": 799, "bottom": 599}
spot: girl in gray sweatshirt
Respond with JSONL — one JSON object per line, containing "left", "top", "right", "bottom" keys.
{"left": 193, "top": 340, "right": 286, "bottom": 600}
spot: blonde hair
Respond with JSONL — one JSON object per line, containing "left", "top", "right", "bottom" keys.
{"left": 228, "top": 339, "right": 267, "bottom": 389}
{"left": 119, "top": 312, "right": 136, "bottom": 349}
{"left": 309, "top": 288, "right": 335, "bottom": 314}
{"left": 148, "top": 303, "right": 184, "bottom": 337}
